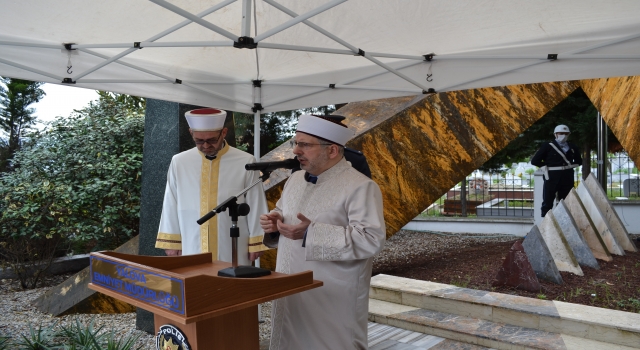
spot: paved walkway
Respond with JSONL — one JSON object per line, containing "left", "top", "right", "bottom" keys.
{"left": 260, "top": 322, "right": 493, "bottom": 349}
{"left": 368, "top": 322, "right": 493, "bottom": 350}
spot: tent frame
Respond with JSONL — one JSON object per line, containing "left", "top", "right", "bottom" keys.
{"left": 2, "top": 0, "right": 640, "bottom": 157}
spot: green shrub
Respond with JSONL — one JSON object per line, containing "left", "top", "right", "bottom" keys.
{"left": 0, "top": 96, "right": 144, "bottom": 289}
{"left": 0, "top": 97, "right": 144, "bottom": 254}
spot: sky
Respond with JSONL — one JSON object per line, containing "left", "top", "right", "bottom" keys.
{"left": 34, "top": 83, "right": 99, "bottom": 127}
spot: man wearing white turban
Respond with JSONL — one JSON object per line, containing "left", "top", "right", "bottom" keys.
{"left": 155, "top": 108, "right": 269, "bottom": 264}
{"left": 261, "top": 114, "right": 386, "bottom": 350}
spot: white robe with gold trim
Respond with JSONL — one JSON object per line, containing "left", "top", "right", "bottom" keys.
{"left": 265, "top": 158, "right": 386, "bottom": 350}
{"left": 155, "top": 144, "right": 268, "bottom": 265}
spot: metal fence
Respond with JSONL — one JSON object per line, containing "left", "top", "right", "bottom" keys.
{"left": 422, "top": 172, "right": 536, "bottom": 218}
{"left": 592, "top": 151, "right": 639, "bottom": 199}
{"left": 420, "top": 151, "right": 638, "bottom": 218}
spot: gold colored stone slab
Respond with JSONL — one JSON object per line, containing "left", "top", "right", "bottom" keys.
{"left": 579, "top": 76, "right": 640, "bottom": 168}
{"left": 259, "top": 82, "right": 580, "bottom": 270}
{"left": 263, "top": 82, "right": 579, "bottom": 238}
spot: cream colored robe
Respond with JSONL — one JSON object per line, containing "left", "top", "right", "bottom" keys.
{"left": 265, "top": 158, "right": 386, "bottom": 350}
{"left": 155, "top": 144, "right": 268, "bottom": 265}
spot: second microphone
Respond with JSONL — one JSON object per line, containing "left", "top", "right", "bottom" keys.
{"left": 245, "top": 158, "right": 301, "bottom": 172}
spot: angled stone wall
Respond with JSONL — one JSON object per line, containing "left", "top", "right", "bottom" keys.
{"left": 262, "top": 82, "right": 579, "bottom": 237}
{"left": 259, "top": 82, "right": 579, "bottom": 270}
{"left": 579, "top": 76, "right": 640, "bottom": 166}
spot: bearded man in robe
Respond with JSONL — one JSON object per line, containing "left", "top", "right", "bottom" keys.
{"left": 260, "top": 114, "right": 386, "bottom": 350}
{"left": 155, "top": 108, "right": 268, "bottom": 264}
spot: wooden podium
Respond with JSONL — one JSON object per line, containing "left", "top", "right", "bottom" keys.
{"left": 88, "top": 251, "right": 322, "bottom": 350}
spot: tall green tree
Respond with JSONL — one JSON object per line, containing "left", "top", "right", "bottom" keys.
{"left": 235, "top": 105, "right": 335, "bottom": 157}
{"left": 0, "top": 77, "right": 45, "bottom": 171}
{"left": 97, "top": 90, "right": 146, "bottom": 111}
{"left": 479, "top": 88, "right": 617, "bottom": 179}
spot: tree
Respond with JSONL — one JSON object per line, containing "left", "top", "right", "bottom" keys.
{"left": 479, "top": 88, "right": 618, "bottom": 179}
{"left": 0, "top": 93, "right": 145, "bottom": 288}
{"left": 0, "top": 77, "right": 45, "bottom": 171}
{"left": 97, "top": 90, "right": 146, "bottom": 111}
{"left": 235, "top": 105, "right": 335, "bottom": 157}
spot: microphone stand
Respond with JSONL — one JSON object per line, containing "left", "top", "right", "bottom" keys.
{"left": 197, "top": 171, "right": 272, "bottom": 278}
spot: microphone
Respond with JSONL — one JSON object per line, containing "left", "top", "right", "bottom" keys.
{"left": 245, "top": 158, "right": 300, "bottom": 172}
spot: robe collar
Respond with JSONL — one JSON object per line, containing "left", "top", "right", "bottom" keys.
{"left": 198, "top": 140, "right": 229, "bottom": 160}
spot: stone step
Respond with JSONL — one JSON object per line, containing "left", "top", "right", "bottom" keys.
{"left": 260, "top": 322, "right": 493, "bottom": 350}
{"left": 367, "top": 322, "right": 492, "bottom": 350}
{"left": 369, "top": 299, "right": 637, "bottom": 350}
{"left": 370, "top": 274, "right": 640, "bottom": 349}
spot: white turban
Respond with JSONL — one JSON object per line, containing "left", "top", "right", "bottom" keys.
{"left": 296, "top": 115, "right": 355, "bottom": 146}
{"left": 185, "top": 108, "right": 226, "bottom": 131}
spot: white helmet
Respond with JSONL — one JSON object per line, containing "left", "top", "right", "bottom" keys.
{"left": 554, "top": 125, "right": 570, "bottom": 134}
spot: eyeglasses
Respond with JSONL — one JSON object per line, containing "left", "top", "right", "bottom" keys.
{"left": 289, "top": 140, "right": 332, "bottom": 149}
{"left": 193, "top": 131, "right": 223, "bottom": 145}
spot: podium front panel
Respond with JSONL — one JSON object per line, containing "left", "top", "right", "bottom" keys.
{"left": 90, "top": 255, "right": 186, "bottom": 315}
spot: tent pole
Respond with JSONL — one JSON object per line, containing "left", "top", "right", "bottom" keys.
{"left": 254, "top": 0, "right": 347, "bottom": 43}
{"left": 264, "top": 81, "right": 419, "bottom": 93}
{"left": 0, "top": 57, "right": 63, "bottom": 81}
{"left": 263, "top": 61, "right": 422, "bottom": 108}
{"left": 78, "top": 48, "right": 253, "bottom": 107}
{"left": 70, "top": 0, "right": 235, "bottom": 82}
{"left": 264, "top": 0, "right": 358, "bottom": 51}
{"left": 597, "top": 112, "right": 608, "bottom": 191}
{"left": 241, "top": 0, "right": 252, "bottom": 37}
{"left": 262, "top": 0, "right": 429, "bottom": 92}
{"left": 254, "top": 110, "right": 261, "bottom": 159}
{"left": 440, "top": 60, "right": 545, "bottom": 91}
{"left": 253, "top": 84, "right": 261, "bottom": 160}
{"left": 258, "top": 42, "right": 353, "bottom": 55}
{"left": 146, "top": 0, "right": 237, "bottom": 42}
{"left": 149, "top": 0, "right": 238, "bottom": 40}
{"left": 564, "top": 31, "right": 640, "bottom": 55}
{"left": 0, "top": 41, "right": 61, "bottom": 49}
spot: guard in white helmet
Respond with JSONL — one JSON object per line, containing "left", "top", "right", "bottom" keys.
{"left": 530, "top": 125, "right": 582, "bottom": 217}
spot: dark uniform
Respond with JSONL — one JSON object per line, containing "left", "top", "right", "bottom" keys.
{"left": 343, "top": 148, "right": 371, "bottom": 178}
{"left": 530, "top": 140, "right": 582, "bottom": 217}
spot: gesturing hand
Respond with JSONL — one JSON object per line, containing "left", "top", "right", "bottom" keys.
{"left": 260, "top": 212, "right": 283, "bottom": 233}
{"left": 277, "top": 213, "right": 311, "bottom": 240}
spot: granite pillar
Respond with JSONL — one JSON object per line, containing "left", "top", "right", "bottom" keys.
{"left": 552, "top": 201, "right": 599, "bottom": 270}
{"left": 522, "top": 226, "right": 563, "bottom": 284}
{"left": 538, "top": 212, "right": 583, "bottom": 276}
{"left": 575, "top": 181, "right": 624, "bottom": 256}
{"left": 563, "top": 189, "right": 612, "bottom": 262}
{"left": 583, "top": 174, "right": 637, "bottom": 252}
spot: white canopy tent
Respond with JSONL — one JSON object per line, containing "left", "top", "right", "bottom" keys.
{"left": 2, "top": 0, "right": 640, "bottom": 158}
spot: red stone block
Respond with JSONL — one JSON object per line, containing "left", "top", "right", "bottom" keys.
{"left": 493, "top": 241, "right": 541, "bottom": 292}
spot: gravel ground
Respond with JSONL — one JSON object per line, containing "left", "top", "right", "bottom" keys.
{"left": 0, "top": 230, "right": 517, "bottom": 347}
{"left": 373, "top": 229, "right": 518, "bottom": 274}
